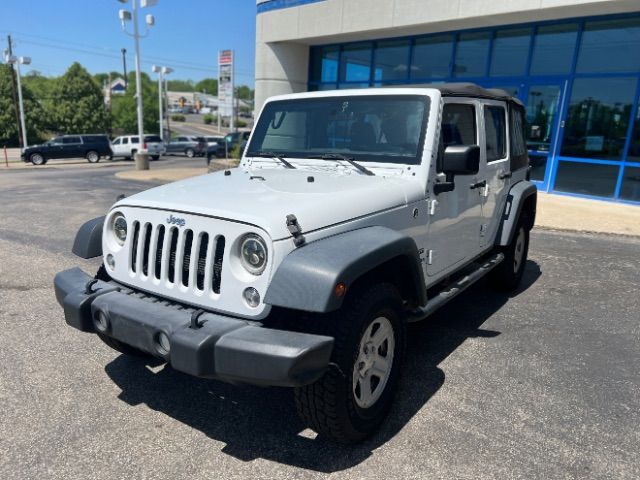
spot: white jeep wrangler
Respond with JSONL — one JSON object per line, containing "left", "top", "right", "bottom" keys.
{"left": 55, "top": 84, "right": 536, "bottom": 443}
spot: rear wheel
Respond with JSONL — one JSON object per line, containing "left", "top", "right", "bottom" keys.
{"left": 86, "top": 150, "right": 100, "bottom": 163}
{"left": 151, "top": 155, "right": 160, "bottom": 161}
{"left": 294, "top": 283, "right": 406, "bottom": 443}
{"left": 185, "top": 148, "right": 195, "bottom": 158}
{"left": 492, "top": 218, "right": 529, "bottom": 291}
{"left": 30, "top": 153, "right": 46, "bottom": 165}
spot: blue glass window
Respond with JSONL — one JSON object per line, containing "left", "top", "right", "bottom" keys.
{"left": 374, "top": 40, "right": 410, "bottom": 82}
{"left": 627, "top": 102, "right": 640, "bottom": 162}
{"left": 576, "top": 18, "right": 640, "bottom": 73}
{"left": 454, "top": 32, "right": 490, "bottom": 78}
{"left": 561, "top": 77, "right": 636, "bottom": 160}
{"left": 490, "top": 28, "right": 532, "bottom": 77}
{"left": 619, "top": 166, "right": 640, "bottom": 202}
{"left": 339, "top": 43, "right": 372, "bottom": 82}
{"left": 530, "top": 23, "right": 578, "bottom": 75}
{"left": 554, "top": 161, "right": 620, "bottom": 197}
{"left": 310, "top": 46, "right": 339, "bottom": 83}
{"left": 411, "top": 34, "right": 453, "bottom": 79}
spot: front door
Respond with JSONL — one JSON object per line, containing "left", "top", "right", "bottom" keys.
{"left": 426, "top": 99, "right": 484, "bottom": 277}
{"left": 523, "top": 82, "right": 566, "bottom": 190}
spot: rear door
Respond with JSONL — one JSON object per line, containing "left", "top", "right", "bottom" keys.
{"left": 426, "top": 100, "right": 484, "bottom": 277}
{"left": 62, "top": 136, "right": 82, "bottom": 158}
{"left": 478, "top": 101, "right": 510, "bottom": 248}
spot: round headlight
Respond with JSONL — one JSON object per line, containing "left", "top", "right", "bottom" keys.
{"left": 239, "top": 234, "right": 268, "bottom": 275}
{"left": 112, "top": 213, "right": 127, "bottom": 245}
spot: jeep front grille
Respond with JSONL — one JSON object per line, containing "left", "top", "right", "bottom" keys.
{"left": 130, "top": 221, "right": 225, "bottom": 294}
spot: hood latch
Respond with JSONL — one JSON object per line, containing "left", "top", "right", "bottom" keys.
{"left": 286, "top": 214, "right": 305, "bottom": 247}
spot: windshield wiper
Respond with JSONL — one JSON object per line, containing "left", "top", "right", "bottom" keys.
{"left": 307, "top": 153, "right": 374, "bottom": 176}
{"left": 247, "top": 151, "right": 296, "bottom": 169}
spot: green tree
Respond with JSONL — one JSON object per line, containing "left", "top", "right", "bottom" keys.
{"left": 110, "top": 71, "right": 159, "bottom": 135}
{"left": 0, "top": 64, "right": 45, "bottom": 147}
{"left": 195, "top": 78, "right": 218, "bottom": 95}
{"left": 167, "top": 79, "right": 194, "bottom": 92}
{"left": 236, "top": 85, "right": 254, "bottom": 100}
{"left": 22, "top": 71, "right": 56, "bottom": 132}
{"left": 51, "top": 62, "right": 110, "bottom": 134}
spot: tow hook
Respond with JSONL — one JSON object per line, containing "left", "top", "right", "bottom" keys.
{"left": 286, "top": 214, "right": 306, "bottom": 247}
{"left": 190, "top": 309, "right": 206, "bottom": 329}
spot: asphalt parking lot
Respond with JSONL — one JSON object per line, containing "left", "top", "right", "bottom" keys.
{"left": 0, "top": 162, "right": 638, "bottom": 479}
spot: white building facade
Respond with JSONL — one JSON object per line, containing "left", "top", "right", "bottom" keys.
{"left": 255, "top": 0, "right": 640, "bottom": 203}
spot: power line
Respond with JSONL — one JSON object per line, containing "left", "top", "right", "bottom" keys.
{"left": 1, "top": 30, "right": 255, "bottom": 78}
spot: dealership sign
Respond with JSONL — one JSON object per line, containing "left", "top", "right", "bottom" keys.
{"left": 218, "top": 49, "right": 234, "bottom": 118}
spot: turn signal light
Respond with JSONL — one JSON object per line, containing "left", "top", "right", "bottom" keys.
{"left": 335, "top": 282, "right": 346, "bottom": 298}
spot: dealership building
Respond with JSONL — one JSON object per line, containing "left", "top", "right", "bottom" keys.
{"left": 255, "top": 0, "right": 640, "bottom": 204}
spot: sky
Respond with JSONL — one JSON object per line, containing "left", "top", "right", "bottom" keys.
{"left": 0, "top": 0, "right": 257, "bottom": 86}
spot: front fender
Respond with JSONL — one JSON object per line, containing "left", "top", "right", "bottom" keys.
{"left": 264, "top": 226, "right": 425, "bottom": 313}
{"left": 72, "top": 216, "right": 105, "bottom": 259}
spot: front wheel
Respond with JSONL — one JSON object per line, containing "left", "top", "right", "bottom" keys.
{"left": 30, "top": 153, "right": 46, "bottom": 165}
{"left": 185, "top": 148, "right": 195, "bottom": 158}
{"left": 86, "top": 150, "right": 100, "bottom": 163}
{"left": 295, "top": 283, "right": 406, "bottom": 443}
{"left": 492, "top": 219, "right": 530, "bottom": 291}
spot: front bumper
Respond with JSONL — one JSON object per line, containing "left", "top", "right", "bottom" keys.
{"left": 54, "top": 268, "right": 333, "bottom": 387}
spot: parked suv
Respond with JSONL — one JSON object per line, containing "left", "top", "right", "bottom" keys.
{"left": 165, "top": 136, "right": 206, "bottom": 157}
{"left": 22, "top": 134, "right": 112, "bottom": 165}
{"left": 55, "top": 84, "right": 536, "bottom": 443}
{"left": 111, "top": 135, "right": 165, "bottom": 161}
{"left": 207, "top": 131, "right": 251, "bottom": 161}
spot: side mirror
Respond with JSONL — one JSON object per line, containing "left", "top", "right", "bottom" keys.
{"left": 434, "top": 145, "right": 480, "bottom": 194}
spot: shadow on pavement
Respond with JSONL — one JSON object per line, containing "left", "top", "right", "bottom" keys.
{"left": 104, "top": 260, "right": 541, "bottom": 472}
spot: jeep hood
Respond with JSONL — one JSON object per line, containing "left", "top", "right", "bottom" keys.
{"left": 115, "top": 168, "right": 422, "bottom": 240}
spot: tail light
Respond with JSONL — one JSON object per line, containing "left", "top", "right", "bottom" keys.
{"left": 143, "top": 142, "right": 147, "bottom": 149}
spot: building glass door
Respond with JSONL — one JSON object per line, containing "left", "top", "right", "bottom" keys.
{"left": 523, "top": 82, "right": 567, "bottom": 190}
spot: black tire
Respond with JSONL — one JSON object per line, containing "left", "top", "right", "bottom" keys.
{"left": 294, "top": 283, "right": 406, "bottom": 443}
{"left": 96, "top": 332, "right": 153, "bottom": 358}
{"left": 86, "top": 150, "right": 100, "bottom": 163}
{"left": 185, "top": 148, "right": 195, "bottom": 158}
{"left": 30, "top": 153, "right": 46, "bottom": 165}
{"left": 492, "top": 218, "right": 530, "bottom": 291}
{"left": 151, "top": 155, "right": 160, "bottom": 161}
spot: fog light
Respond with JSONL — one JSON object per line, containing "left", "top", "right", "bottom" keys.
{"left": 243, "top": 287, "right": 260, "bottom": 308}
{"left": 95, "top": 311, "right": 109, "bottom": 332}
{"left": 156, "top": 332, "right": 170, "bottom": 355}
{"left": 106, "top": 254, "right": 115, "bottom": 270}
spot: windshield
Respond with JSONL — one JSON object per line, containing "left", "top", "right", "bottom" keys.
{"left": 247, "top": 95, "right": 429, "bottom": 165}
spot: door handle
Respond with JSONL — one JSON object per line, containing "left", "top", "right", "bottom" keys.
{"left": 498, "top": 171, "right": 512, "bottom": 180}
{"left": 470, "top": 180, "right": 487, "bottom": 190}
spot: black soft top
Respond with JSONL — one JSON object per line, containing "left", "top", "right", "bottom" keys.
{"left": 400, "top": 82, "right": 525, "bottom": 108}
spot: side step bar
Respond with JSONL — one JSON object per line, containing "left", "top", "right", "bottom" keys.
{"left": 407, "top": 252, "right": 505, "bottom": 323}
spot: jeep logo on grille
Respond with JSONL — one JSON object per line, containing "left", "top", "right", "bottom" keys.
{"left": 166, "top": 214, "right": 186, "bottom": 227}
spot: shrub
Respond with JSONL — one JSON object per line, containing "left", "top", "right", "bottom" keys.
{"left": 170, "top": 114, "right": 186, "bottom": 122}
{"left": 230, "top": 142, "right": 243, "bottom": 159}
{"left": 236, "top": 120, "right": 247, "bottom": 128}
{"left": 203, "top": 114, "right": 215, "bottom": 125}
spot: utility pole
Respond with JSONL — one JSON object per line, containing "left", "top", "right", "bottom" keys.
{"left": 121, "top": 48, "right": 128, "bottom": 88}
{"left": 6, "top": 35, "right": 23, "bottom": 149}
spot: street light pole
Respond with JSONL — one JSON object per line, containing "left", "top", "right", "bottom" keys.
{"left": 152, "top": 65, "right": 172, "bottom": 142}
{"left": 14, "top": 60, "right": 28, "bottom": 149}
{"left": 4, "top": 53, "right": 31, "bottom": 149}
{"left": 118, "top": 0, "right": 156, "bottom": 171}
{"left": 121, "top": 48, "right": 128, "bottom": 88}
{"left": 130, "top": 0, "right": 147, "bottom": 170}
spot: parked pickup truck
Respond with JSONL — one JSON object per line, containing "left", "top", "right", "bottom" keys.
{"left": 54, "top": 84, "right": 536, "bottom": 443}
